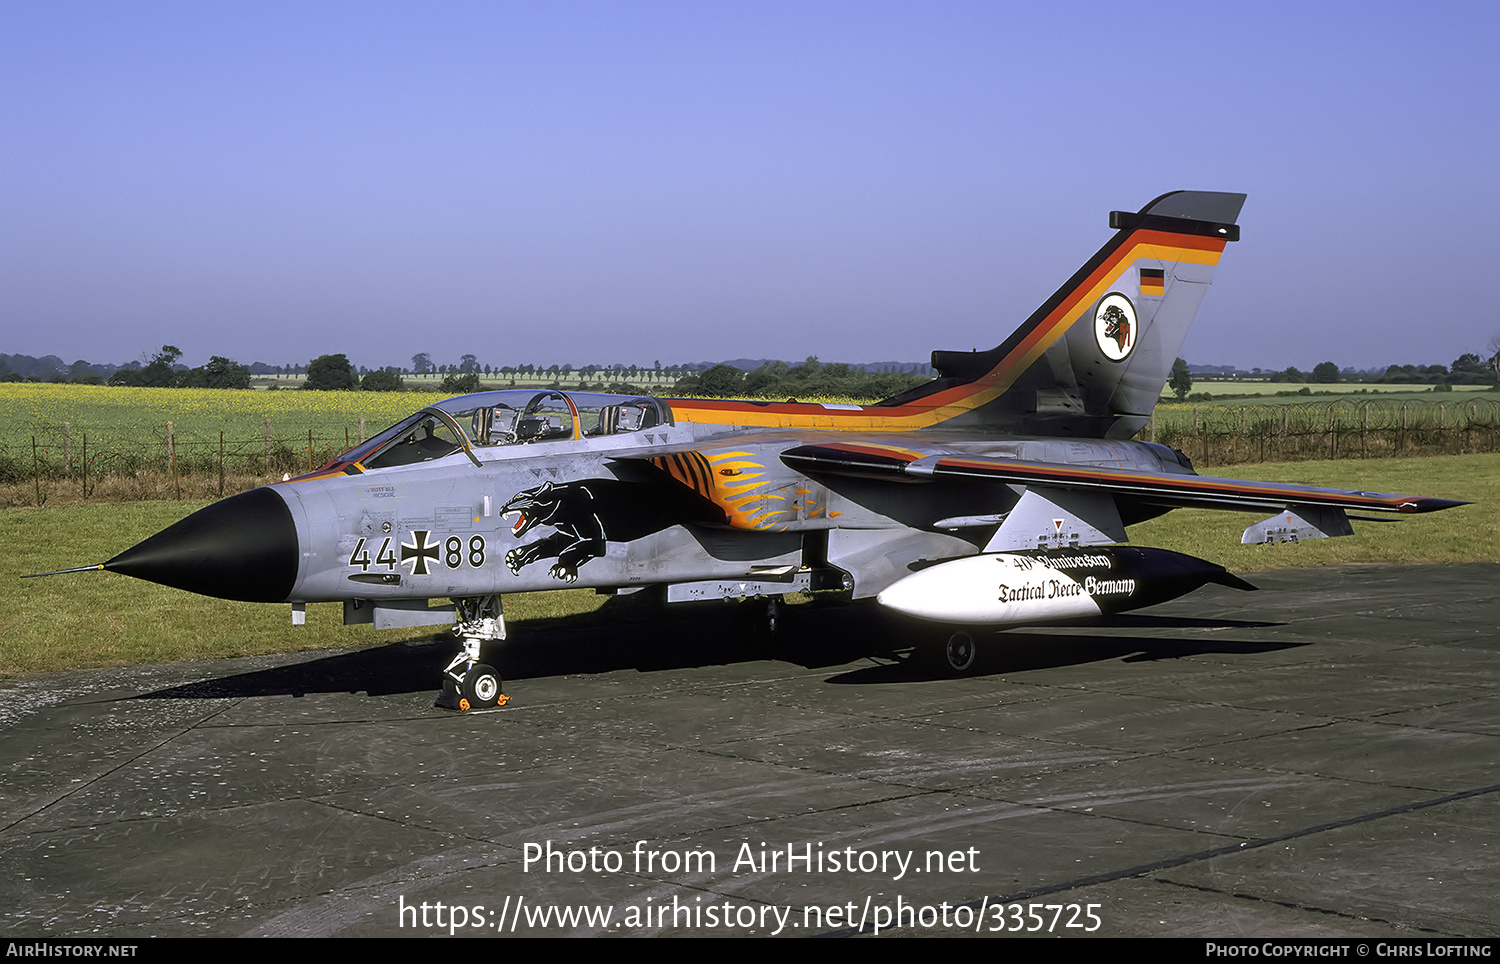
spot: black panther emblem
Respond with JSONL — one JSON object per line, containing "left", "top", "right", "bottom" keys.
{"left": 501, "top": 481, "right": 606, "bottom": 583}
{"left": 499, "top": 473, "right": 735, "bottom": 583}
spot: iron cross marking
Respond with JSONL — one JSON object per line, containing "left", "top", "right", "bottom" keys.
{"left": 400, "top": 530, "right": 440, "bottom": 575}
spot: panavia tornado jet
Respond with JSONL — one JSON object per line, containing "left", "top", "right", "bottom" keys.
{"left": 44, "top": 191, "right": 1466, "bottom": 707}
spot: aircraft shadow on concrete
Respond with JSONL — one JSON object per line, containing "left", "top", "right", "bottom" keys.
{"left": 826, "top": 626, "right": 1301, "bottom": 685}
{"left": 133, "top": 602, "right": 1292, "bottom": 702}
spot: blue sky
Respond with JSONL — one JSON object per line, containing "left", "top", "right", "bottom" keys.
{"left": 2, "top": 1, "right": 1496, "bottom": 372}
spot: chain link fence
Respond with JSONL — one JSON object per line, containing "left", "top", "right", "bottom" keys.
{"left": 1146, "top": 398, "right": 1500, "bottom": 466}
{"left": 1, "top": 420, "right": 370, "bottom": 504}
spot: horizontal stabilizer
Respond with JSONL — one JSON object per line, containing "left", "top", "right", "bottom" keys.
{"left": 1241, "top": 505, "right": 1354, "bottom": 544}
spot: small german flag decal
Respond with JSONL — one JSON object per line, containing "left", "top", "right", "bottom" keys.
{"left": 1140, "top": 268, "right": 1165, "bottom": 296}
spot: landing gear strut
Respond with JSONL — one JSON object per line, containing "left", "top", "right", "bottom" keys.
{"left": 435, "top": 594, "right": 510, "bottom": 711}
{"left": 733, "top": 595, "right": 783, "bottom": 647}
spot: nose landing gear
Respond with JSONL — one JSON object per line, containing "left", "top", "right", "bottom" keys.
{"left": 435, "top": 594, "right": 511, "bottom": 711}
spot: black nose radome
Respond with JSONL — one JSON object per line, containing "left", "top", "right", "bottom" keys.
{"left": 105, "top": 487, "right": 299, "bottom": 603}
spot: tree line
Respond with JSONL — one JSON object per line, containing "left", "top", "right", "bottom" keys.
{"left": 4, "top": 346, "right": 934, "bottom": 398}
{"left": 672, "top": 357, "right": 927, "bottom": 399}
{"left": 1168, "top": 353, "right": 1498, "bottom": 400}
{"left": 8, "top": 343, "right": 1496, "bottom": 401}
{"left": 105, "top": 347, "right": 253, "bottom": 389}
{"left": 1257, "top": 354, "right": 1496, "bottom": 386}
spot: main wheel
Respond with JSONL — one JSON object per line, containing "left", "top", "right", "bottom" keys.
{"left": 460, "top": 663, "right": 503, "bottom": 710}
{"left": 944, "top": 631, "right": 977, "bottom": 675}
{"left": 737, "top": 596, "right": 782, "bottom": 646}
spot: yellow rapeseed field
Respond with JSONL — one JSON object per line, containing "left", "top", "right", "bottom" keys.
{"left": 0, "top": 382, "right": 422, "bottom": 439}
{"left": 0, "top": 382, "right": 883, "bottom": 450}
{"left": 0, "top": 383, "right": 435, "bottom": 497}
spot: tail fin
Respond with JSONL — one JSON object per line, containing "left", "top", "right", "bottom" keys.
{"left": 881, "top": 190, "right": 1245, "bottom": 438}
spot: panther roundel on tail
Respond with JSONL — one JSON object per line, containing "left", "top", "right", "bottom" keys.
{"left": 1091, "top": 292, "right": 1136, "bottom": 362}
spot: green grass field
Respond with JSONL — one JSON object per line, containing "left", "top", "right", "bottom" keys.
{"left": 4, "top": 452, "right": 1492, "bottom": 681}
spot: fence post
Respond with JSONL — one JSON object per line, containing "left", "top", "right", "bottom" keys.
{"left": 168, "top": 421, "right": 180, "bottom": 500}
{"left": 264, "top": 418, "right": 271, "bottom": 459}
{"left": 81, "top": 430, "right": 88, "bottom": 498}
{"left": 31, "top": 435, "right": 41, "bottom": 505}
{"left": 64, "top": 422, "right": 71, "bottom": 474}
{"left": 219, "top": 431, "right": 225, "bottom": 498}
{"left": 307, "top": 429, "right": 314, "bottom": 472}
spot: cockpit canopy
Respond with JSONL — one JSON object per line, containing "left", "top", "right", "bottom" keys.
{"left": 336, "top": 390, "right": 669, "bottom": 471}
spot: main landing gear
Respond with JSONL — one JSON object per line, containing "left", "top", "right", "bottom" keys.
{"left": 942, "top": 630, "right": 978, "bottom": 675}
{"left": 916, "top": 628, "right": 979, "bottom": 676}
{"left": 734, "top": 595, "right": 782, "bottom": 645}
{"left": 435, "top": 594, "right": 511, "bottom": 712}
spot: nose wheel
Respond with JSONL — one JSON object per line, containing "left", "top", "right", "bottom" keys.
{"left": 459, "top": 663, "right": 505, "bottom": 711}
